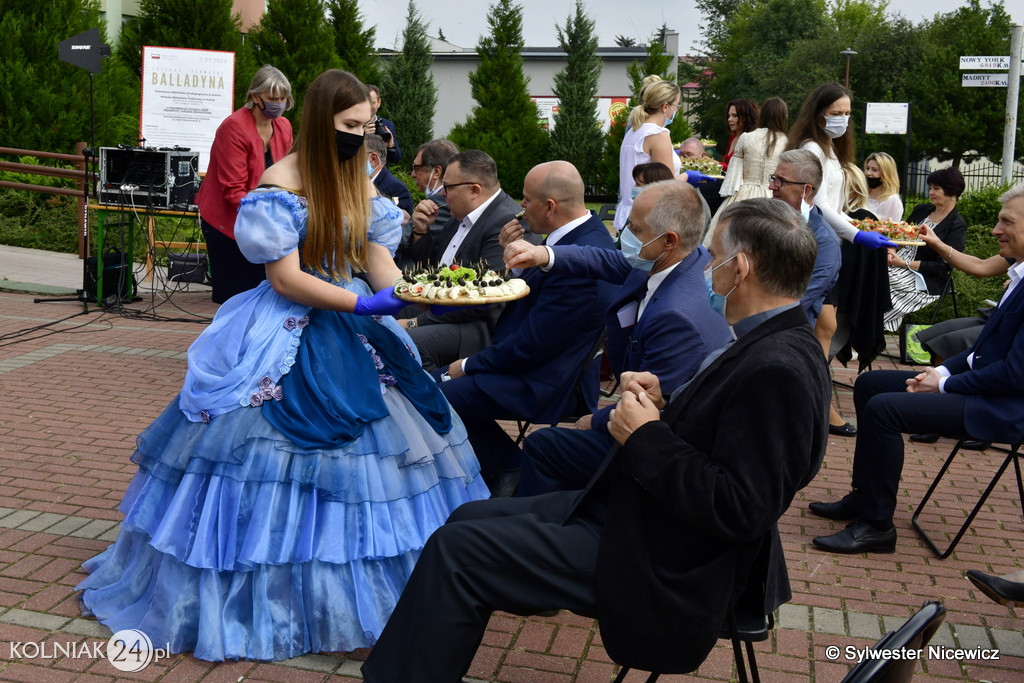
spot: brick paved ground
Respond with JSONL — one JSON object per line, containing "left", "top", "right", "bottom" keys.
{"left": 0, "top": 281, "right": 1022, "bottom": 682}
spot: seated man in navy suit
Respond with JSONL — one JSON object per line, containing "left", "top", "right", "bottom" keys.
{"left": 365, "top": 134, "right": 413, "bottom": 218}
{"left": 436, "top": 160, "right": 617, "bottom": 488}
{"left": 503, "top": 180, "right": 732, "bottom": 495}
{"left": 810, "top": 184, "right": 1024, "bottom": 554}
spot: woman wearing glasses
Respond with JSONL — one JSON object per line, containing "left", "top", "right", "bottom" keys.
{"left": 614, "top": 75, "right": 682, "bottom": 233}
{"left": 78, "top": 70, "right": 489, "bottom": 662}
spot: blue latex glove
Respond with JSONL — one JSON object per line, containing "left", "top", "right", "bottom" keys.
{"left": 853, "top": 229, "right": 898, "bottom": 249}
{"left": 683, "top": 170, "right": 716, "bottom": 185}
{"left": 429, "top": 303, "right": 485, "bottom": 316}
{"left": 354, "top": 288, "right": 406, "bottom": 316}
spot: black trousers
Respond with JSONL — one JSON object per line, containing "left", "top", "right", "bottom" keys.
{"left": 850, "top": 370, "right": 969, "bottom": 521}
{"left": 361, "top": 493, "right": 601, "bottom": 683}
{"left": 201, "top": 219, "right": 267, "bottom": 304}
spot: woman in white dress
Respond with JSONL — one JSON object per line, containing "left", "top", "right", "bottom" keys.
{"left": 614, "top": 75, "right": 681, "bottom": 233}
{"left": 786, "top": 83, "right": 895, "bottom": 436}
{"left": 705, "top": 97, "right": 788, "bottom": 242}
{"left": 864, "top": 152, "right": 904, "bottom": 221}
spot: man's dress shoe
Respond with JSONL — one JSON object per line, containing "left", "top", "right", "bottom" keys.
{"left": 966, "top": 570, "right": 1024, "bottom": 608}
{"left": 909, "top": 433, "right": 940, "bottom": 443}
{"left": 960, "top": 439, "right": 991, "bottom": 451}
{"left": 808, "top": 493, "right": 860, "bottom": 521}
{"left": 812, "top": 519, "right": 897, "bottom": 554}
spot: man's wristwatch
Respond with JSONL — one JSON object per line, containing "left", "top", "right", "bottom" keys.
{"left": 405, "top": 319, "right": 417, "bottom": 330}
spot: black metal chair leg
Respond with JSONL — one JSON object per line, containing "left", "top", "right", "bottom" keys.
{"left": 912, "top": 440, "right": 1022, "bottom": 559}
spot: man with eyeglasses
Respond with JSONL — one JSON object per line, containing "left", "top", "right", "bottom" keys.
{"left": 395, "top": 139, "right": 459, "bottom": 268}
{"left": 399, "top": 149, "right": 529, "bottom": 371}
{"left": 769, "top": 149, "right": 841, "bottom": 327}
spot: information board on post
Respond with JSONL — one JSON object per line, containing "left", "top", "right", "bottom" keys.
{"left": 959, "top": 56, "right": 1012, "bottom": 70}
{"left": 531, "top": 96, "right": 629, "bottom": 133}
{"left": 961, "top": 73, "right": 1010, "bottom": 88}
{"left": 140, "top": 46, "right": 235, "bottom": 173}
{"left": 865, "top": 102, "right": 909, "bottom": 134}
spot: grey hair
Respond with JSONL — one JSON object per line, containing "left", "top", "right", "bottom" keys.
{"left": 777, "top": 149, "right": 823, "bottom": 195}
{"left": 1001, "top": 184, "right": 1024, "bottom": 205}
{"left": 416, "top": 139, "right": 460, "bottom": 171}
{"left": 245, "top": 65, "right": 294, "bottom": 110}
{"left": 364, "top": 134, "right": 386, "bottom": 164}
{"left": 639, "top": 180, "right": 702, "bottom": 253}
{"left": 717, "top": 198, "right": 817, "bottom": 300}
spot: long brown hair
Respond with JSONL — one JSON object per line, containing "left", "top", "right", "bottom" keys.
{"left": 296, "top": 70, "right": 372, "bottom": 280}
{"left": 786, "top": 83, "right": 854, "bottom": 166}
{"left": 758, "top": 97, "right": 788, "bottom": 158}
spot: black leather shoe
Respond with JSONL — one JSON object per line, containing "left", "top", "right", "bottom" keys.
{"left": 809, "top": 493, "right": 860, "bottom": 520}
{"left": 909, "top": 433, "right": 940, "bottom": 443}
{"left": 829, "top": 422, "right": 857, "bottom": 437}
{"left": 960, "top": 439, "right": 991, "bottom": 451}
{"left": 812, "top": 519, "right": 897, "bottom": 554}
{"left": 966, "top": 570, "right": 1024, "bottom": 608}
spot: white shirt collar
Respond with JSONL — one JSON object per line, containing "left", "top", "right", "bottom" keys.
{"left": 1000, "top": 259, "right": 1024, "bottom": 305}
{"left": 544, "top": 212, "right": 591, "bottom": 246}
{"left": 462, "top": 187, "right": 502, "bottom": 228}
{"left": 638, "top": 261, "right": 680, "bottom": 319}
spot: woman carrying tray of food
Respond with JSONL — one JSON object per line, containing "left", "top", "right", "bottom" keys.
{"left": 882, "top": 167, "right": 967, "bottom": 331}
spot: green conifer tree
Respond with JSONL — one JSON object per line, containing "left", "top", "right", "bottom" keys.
{"left": 448, "top": 0, "right": 548, "bottom": 197}
{"left": 381, "top": 2, "right": 436, "bottom": 170}
{"left": 248, "top": 0, "right": 342, "bottom": 122}
{"left": 0, "top": 0, "right": 138, "bottom": 152}
{"left": 548, "top": 0, "right": 604, "bottom": 186}
{"left": 327, "top": 0, "right": 383, "bottom": 87}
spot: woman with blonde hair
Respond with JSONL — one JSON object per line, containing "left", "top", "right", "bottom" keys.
{"left": 614, "top": 75, "right": 681, "bottom": 232}
{"left": 78, "top": 70, "right": 489, "bottom": 662}
{"left": 864, "top": 152, "right": 904, "bottom": 221}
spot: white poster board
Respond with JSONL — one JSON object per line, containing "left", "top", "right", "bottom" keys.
{"left": 140, "top": 46, "right": 235, "bottom": 173}
{"left": 531, "top": 96, "right": 630, "bottom": 134}
{"left": 865, "top": 102, "right": 909, "bottom": 135}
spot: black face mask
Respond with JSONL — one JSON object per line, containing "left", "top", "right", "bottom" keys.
{"left": 335, "top": 130, "right": 364, "bottom": 163}
{"left": 866, "top": 176, "right": 883, "bottom": 189}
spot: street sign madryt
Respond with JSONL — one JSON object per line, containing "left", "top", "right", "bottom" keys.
{"left": 959, "top": 56, "right": 1011, "bottom": 70}
{"left": 962, "top": 73, "right": 1009, "bottom": 87}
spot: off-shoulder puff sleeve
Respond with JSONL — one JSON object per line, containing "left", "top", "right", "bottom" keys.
{"left": 235, "top": 190, "right": 306, "bottom": 265}
{"left": 368, "top": 195, "right": 403, "bottom": 256}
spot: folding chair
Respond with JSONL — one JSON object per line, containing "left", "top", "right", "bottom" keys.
{"left": 911, "top": 437, "right": 1024, "bottom": 559}
{"left": 612, "top": 537, "right": 773, "bottom": 683}
{"left": 514, "top": 328, "right": 608, "bottom": 446}
{"left": 597, "top": 204, "right": 616, "bottom": 226}
{"left": 840, "top": 601, "right": 946, "bottom": 683}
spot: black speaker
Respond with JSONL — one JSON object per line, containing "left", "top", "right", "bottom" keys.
{"left": 84, "top": 248, "right": 135, "bottom": 302}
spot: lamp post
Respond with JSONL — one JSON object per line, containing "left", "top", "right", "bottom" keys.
{"left": 840, "top": 49, "right": 857, "bottom": 88}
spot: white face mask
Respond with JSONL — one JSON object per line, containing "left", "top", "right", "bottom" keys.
{"left": 800, "top": 190, "right": 813, "bottom": 221}
{"left": 823, "top": 114, "right": 849, "bottom": 139}
{"left": 425, "top": 174, "right": 443, "bottom": 198}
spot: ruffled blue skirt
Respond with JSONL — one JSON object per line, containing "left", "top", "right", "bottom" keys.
{"left": 78, "top": 309, "right": 489, "bottom": 661}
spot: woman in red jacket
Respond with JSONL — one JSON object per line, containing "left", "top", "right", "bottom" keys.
{"left": 196, "top": 65, "right": 294, "bottom": 303}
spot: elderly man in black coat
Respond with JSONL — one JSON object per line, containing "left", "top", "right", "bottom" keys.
{"left": 361, "top": 198, "right": 830, "bottom": 682}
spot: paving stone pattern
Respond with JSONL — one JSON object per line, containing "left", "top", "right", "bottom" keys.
{"left": 1, "top": 287, "right": 1023, "bottom": 682}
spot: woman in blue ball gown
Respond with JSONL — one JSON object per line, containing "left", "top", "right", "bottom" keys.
{"left": 77, "top": 70, "right": 489, "bottom": 662}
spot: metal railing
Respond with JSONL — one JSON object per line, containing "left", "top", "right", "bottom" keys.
{"left": 0, "top": 144, "right": 95, "bottom": 257}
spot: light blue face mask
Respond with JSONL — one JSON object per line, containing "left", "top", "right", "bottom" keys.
{"left": 630, "top": 185, "right": 642, "bottom": 200}
{"left": 425, "top": 175, "right": 443, "bottom": 199}
{"left": 620, "top": 226, "right": 667, "bottom": 272}
{"left": 366, "top": 159, "right": 375, "bottom": 176}
{"left": 704, "top": 253, "right": 738, "bottom": 318}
